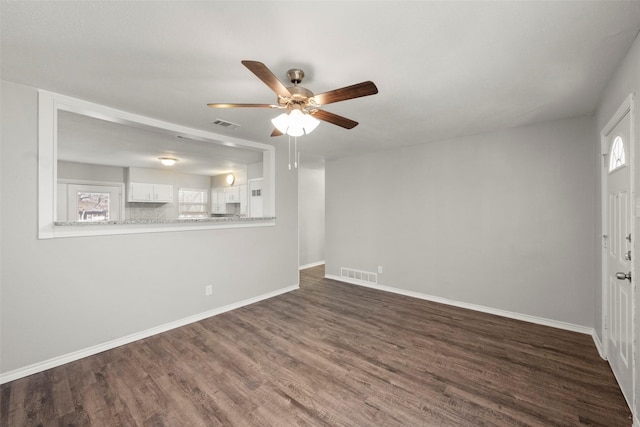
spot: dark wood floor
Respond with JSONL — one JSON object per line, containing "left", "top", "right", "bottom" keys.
{"left": 1, "top": 265, "right": 632, "bottom": 426}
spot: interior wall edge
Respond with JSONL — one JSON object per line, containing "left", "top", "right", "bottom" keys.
{"left": 0, "top": 283, "right": 300, "bottom": 385}
{"left": 591, "top": 330, "right": 606, "bottom": 360}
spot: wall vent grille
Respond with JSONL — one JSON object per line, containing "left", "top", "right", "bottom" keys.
{"left": 212, "top": 119, "right": 240, "bottom": 129}
{"left": 341, "top": 267, "right": 378, "bottom": 284}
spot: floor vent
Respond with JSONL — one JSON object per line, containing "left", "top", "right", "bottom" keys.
{"left": 212, "top": 119, "right": 240, "bottom": 130}
{"left": 341, "top": 267, "right": 378, "bottom": 284}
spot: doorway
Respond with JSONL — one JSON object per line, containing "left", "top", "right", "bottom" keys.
{"left": 248, "top": 178, "right": 263, "bottom": 218}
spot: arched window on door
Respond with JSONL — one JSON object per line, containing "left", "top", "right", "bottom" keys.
{"left": 609, "top": 136, "right": 626, "bottom": 173}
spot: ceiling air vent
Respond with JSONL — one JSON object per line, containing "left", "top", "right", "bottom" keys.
{"left": 212, "top": 119, "right": 240, "bottom": 130}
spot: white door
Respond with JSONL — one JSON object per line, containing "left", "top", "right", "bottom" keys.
{"left": 604, "top": 108, "right": 633, "bottom": 408}
{"left": 248, "top": 178, "right": 263, "bottom": 218}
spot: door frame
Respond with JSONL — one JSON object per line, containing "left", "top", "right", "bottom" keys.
{"left": 247, "top": 177, "right": 264, "bottom": 218}
{"left": 600, "top": 93, "right": 636, "bottom": 415}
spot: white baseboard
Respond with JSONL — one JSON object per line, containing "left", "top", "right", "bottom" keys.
{"left": 299, "top": 261, "right": 325, "bottom": 270}
{"left": 0, "top": 284, "right": 299, "bottom": 385}
{"left": 325, "top": 274, "right": 594, "bottom": 336}
{"left": 591, "top": 330, "right": 606, "bottom": 360}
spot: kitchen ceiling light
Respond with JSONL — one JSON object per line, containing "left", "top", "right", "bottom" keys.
{"left": 159, "top": 157, "right": 178, "bottom": 166}
{"left": 226, "top": 173, "right": 235, "bottom": 185}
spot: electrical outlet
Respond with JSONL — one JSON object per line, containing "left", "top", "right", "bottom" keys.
{"left": 205, "top": 285, "right": 213, "bottom": 296}
{"left": 377, "top": 266, "right": 383, "bottom": 274}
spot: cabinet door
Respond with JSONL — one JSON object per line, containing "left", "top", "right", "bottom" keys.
{"left": 212, "top": 189, "right": 226, "bottom": 213}
{"left": 129, "top": 182, "right": 153, "bottom": 201}
{"left": 224, "top": 187, "right": 235, "bottom": 203}
{"left": 211, "top": 190, "right": 218, "bottom": 212}
{"left": 153, "top": 184, "right": 174, "bottom": 202}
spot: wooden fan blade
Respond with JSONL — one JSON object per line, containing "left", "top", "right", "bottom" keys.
{"left": 241, "top": 60, "right": 292, "bottom": 98}
{"left": 311, "top": 109, "right": 358, "bottom": 129}
{"left": 207, "top": 103, "right": 278, "bottom": 108}
{"left": 271, "top": 128, "right": 284, "bottom": 137}
{"left": 313, "top": 81, "right": 378, "bottom": 106}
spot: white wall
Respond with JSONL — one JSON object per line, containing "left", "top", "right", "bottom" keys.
{"left": 595, "top": 33, "right": 640, "bottom": 421}
{"left": 298, "top": 166, "right": 325, "bottom": 268}
{"left": 0, "top": 80, "right": 299, "bottom": 376}
{"left": 326, "top": 115, "right": 596, "bottom": 327}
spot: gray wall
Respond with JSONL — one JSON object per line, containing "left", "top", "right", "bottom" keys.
{"left": 0, "top": 80, "right": 299, "bottom": 374}
{"left": 595, "top": 33, "right": 640, "bottom": 416}
{"left": 326, "top": 115, "right": 596, "bottom": 327}
{"left": 298, "top": 166, "right": 325, "bottom": 267}
{"left": 58, "top": 161, "right": 125, "bottom": 183}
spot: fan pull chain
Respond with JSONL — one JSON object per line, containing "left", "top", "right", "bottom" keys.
{"left": 286, "top": 136, "right": 300, "bottom": 170}
{"left": 288, "top": 136, "right": 292, "bottom": 170}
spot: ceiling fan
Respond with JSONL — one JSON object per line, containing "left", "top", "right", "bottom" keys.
{"left": 207, "top": 60, "right": 378, "bottom": 137}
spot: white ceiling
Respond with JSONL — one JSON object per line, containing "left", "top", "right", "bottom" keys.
{"left": 3, "top": 1, "right": 640, "bottom": 166}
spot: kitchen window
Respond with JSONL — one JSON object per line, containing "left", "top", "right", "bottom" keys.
{"left": 178, "top": 188, "right": 208, "bottom": 219}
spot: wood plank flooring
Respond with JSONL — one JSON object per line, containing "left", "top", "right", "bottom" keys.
{"left": 1, "top": 265, "right": 632, "bottom": 426}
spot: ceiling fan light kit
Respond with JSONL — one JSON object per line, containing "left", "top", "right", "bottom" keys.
{"left": 271, "top": 109, "right": 320, "bottom": 136}
{"left": 207, "top": 60, "right": 378, "bottom": 170}
{"left": 207, "top": 60, "right": 378, "bottom": 137}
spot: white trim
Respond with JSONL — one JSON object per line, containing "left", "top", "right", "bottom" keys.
{"left": 326, "top": 274, "right": 594, "bottom": 335}
{"left": 299, "top": 261, "right": 325, "bottom": 270}
{"left": 58, "top": 178, "right": 124, "bottom": 187}
{"left": 611, "top": 357, "right": 636, "bottom": 414}
{"left": 592, "top": 330, "right": 606, "bottom": 360}
{"left": 634, "top": 413, "right": 640, "bottom": 427}
{"left": 0, "top": 284, "right": 299, "bottom": 384}
{"left": 49, "top": 219, "right": 275, "bottom": 239}
{"left": 38, "top": 90, "right": 276, "bottom": 239}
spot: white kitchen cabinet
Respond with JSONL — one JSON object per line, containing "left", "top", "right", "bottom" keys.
{"left": 224, "top": 186, "right": 241, "bottom": 203}
{"left": 211, "top": 189, "right": 227, "bottom": 214}
{"left": 153, "top": 184, "right": 174, "bottom": 202}
{"left": 127, "top": 182, "right": 174, "bottom": 203}
{"left": 212, "top": 185, "right": 246, "bottom": 214}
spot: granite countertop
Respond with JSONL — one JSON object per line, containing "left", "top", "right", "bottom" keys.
{"left": 54, "top": 216, "right": 276, "bottom": 227}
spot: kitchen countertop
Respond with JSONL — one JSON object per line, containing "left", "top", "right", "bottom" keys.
{"left": 54, "top": 216, "right": 276, "bottom": 226}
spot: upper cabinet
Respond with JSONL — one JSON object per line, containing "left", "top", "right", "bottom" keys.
{"left": 127, "top": 182, "right": 174, "bottom": 203}
{"left": 212, "top": 185, "right": 247, "bottom": 215}
{"left": 126, "top": 167, "right": 174, "bottom": 203}
{"left": 224, "top": 186, "right": 241, "bottom": 203}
